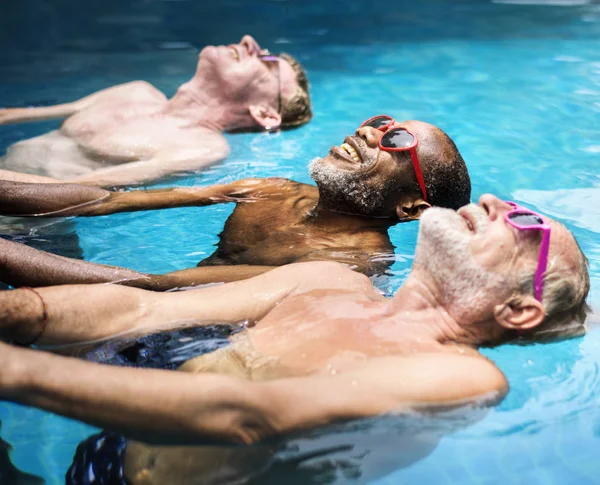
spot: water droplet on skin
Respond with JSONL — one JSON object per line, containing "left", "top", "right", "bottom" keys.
{"left": 330, "top": 369, "right": 337, "bottom": 375}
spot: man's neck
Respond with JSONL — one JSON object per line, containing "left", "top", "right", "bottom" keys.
{"left": 307, "top": 197, "right": 396, "bottom": 233}
{"left": 163, "top": 79, "right": 237, "bottom": 132}
{"left": 389, "top": 273, "right": 503, "bottom": 347}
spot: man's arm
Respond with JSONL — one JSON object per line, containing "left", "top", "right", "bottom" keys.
{"left": 0, "top": 345, "right": 508, "bottom": 446}
{"left": 0, "top": 179, "right": 268, "bottom": 217}
{"left": 0, "top": 235, "right": 157, "bottom": 288}
{"left": 0, "top": 236, "right": 274, "bottom": 289}
{"left": 0, "top": 82, "right": 163, "bottom": 125}
{"left": 0, "top": 261, "right": 336, "bottom": 346}
{"left": 0, "top": 104, "right": 80, "bottom": 125}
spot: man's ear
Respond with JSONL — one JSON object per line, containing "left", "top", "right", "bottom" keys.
{"left": 395, "top": 197, "right": 431, "bottom": 221}
{"left": 493, "top": 295, "right": 546, "bottom": 331}
{"left": 248, "top": 105, "right": 282, "bottom": 131}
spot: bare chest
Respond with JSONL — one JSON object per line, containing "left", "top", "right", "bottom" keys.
{"left": 205, "top": 200, "right": 393, "bottom": 267}
{"left": 61, "top": 96, "right": 166, "bottom": 139}
{"left": 248, "top": 290, "right": 417, "bottom": 374}
{"left": 1, "top": 116, "right": 211, "bottom": 179}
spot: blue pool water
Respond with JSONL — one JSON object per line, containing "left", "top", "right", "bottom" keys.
{"left": 1, "top": 0, "right": 600, "bottom": 483}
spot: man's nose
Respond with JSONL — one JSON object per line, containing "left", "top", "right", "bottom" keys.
{"left": 355, "top": 126, "right": 381, "bottom": 148}
{"left": 478, "top": 194, "right": 513, "bottom": 221}
{"left": 241, "top": 35, "right": 260, "bottom": 55}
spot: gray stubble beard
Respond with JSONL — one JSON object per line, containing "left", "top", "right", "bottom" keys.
{"left": 414, "top": 206, "right": 513, "bottom": 323}
{"left": 308, "top": 157, "right": 388, "bottom": 216}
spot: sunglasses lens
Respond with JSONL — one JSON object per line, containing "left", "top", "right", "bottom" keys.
{"left": 363, "top": 116, "right": 392, "bottom": 129}
{"left": 381, "top": 129, "right": 415, "bottom": 149}
{"left": 508, "top": 212, "right": 544, "bottom": 226}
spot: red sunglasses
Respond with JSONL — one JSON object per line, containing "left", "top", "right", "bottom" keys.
{"left": 360, "top": 115, "right": 427, "bottom": 202}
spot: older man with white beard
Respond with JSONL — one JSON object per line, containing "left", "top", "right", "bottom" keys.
{"left": 0, "top": 116, "right": 471, "bottom": 290}
{"left": 0, "top": 194, "right": 590, "bottom": 485}
{"left": 0, "top": 35, "right": 311, "bottom": 186}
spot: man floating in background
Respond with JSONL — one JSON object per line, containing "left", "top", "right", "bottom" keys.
{"left": 0, "top": 35, "right": 311, "bottom": 186}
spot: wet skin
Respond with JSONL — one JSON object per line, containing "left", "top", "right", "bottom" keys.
{"left": 0, "top": 196, "right": 587, "bottom": 485}
{"left": 198, "top": 178, "right": 395, "bottom": 272}
{"left": 0, "top": 121, "right": 444, "bottom": 289}
{"left": 0, "top": 35, "right": 299, "bottom": 186}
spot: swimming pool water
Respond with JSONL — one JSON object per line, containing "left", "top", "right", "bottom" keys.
{"left": 1, "top": 0, "right": 600, "bottom": 483}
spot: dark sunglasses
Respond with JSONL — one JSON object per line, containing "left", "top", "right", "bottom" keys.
{"left": 360, "top": 115, "right": 427, "bottom": 202}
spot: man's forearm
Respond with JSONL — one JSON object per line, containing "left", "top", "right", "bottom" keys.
{"left": 0, "top": 236, "right": 154, "bottom": 289}
{"left": 0, "top": 103, "right": 78, "bottom": 125}
{"left": 0, "top": 181, "right": 242, "bottom": 217}
{"left": 0, "top": 237, "right": 274, "bottom": 290}
{"left": 0, "top": 180, "right": 109, "bottom": 216}
{"left": 0, "top": 344, "right": 389, "bottom": 447}
{"left": 1, "top": 344, "right": 275, "bottom": 445}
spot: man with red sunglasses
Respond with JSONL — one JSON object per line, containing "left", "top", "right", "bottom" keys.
{"left": 0, "top": 195, "right": 589, "bottom": 484}
{"left": 0, "top": 117, "right": 471, "bottom": 290}
{"left": 0, "top": 35, "right": 311, "bottom": 187}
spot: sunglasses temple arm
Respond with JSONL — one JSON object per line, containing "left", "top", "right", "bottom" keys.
{"left": 409, "top": 147, "right": 428, "bottom": 202}
{"left": 534, "top": 228, "right": 551, "bottom": 301}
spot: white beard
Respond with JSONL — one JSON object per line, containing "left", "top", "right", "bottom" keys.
{"left": 414, "top": 205, "right": 512, "bottom": 322}
{"left": 309, "top": 157, "right": 388, "bottom": 215}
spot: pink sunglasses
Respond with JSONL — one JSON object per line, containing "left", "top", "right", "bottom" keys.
{"left": 360, "top": 115, "right": 427, "bottom": 202}
{"left": 505, "top": 201, "right": 551, "bottom": 302}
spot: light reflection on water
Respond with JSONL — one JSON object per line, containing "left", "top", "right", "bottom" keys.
{"left": 1, "top": 0, "right": 600, "bottom": 483}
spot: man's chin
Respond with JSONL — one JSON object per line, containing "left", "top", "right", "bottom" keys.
{"left": 198, "top": 45, "right": 219, "bottom": 62}
{"left": 308, "top": 156, "right": 328, "bottom": 183}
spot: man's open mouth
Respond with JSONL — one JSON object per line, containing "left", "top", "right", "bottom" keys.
{"left": 339, "top": 142, "right": 361, "bottom": 162}
{"left": 329, "top": 136, "right": 371, "bottom": 166}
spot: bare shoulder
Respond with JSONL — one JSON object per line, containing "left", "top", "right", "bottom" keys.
{"left": 98, "top": 81, "right": 167, "bottom": 103}
{"left": 359, "top": 353, "right": 508, "bottom": 410}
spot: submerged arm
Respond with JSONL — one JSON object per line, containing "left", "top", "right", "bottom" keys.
{"left": 0, "top": 347, "right": 508, "bottom": 446}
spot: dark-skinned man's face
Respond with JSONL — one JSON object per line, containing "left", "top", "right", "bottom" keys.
{"left": 309, "top": 121, "right": 423, "bottom": 217}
